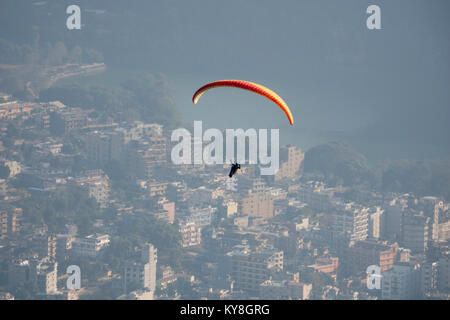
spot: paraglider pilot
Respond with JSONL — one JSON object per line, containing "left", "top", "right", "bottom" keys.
{"left": 228, "top": 162, "right": 241, "bottom": 178}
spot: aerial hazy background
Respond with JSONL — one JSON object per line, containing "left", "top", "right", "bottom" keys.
{"left": 1, "top": 0, "right": 449, "bottom": 162}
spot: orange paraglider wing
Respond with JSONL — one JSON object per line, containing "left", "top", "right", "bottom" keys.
{"left": 192, "top": 80, "right": 294, "bottom": 125}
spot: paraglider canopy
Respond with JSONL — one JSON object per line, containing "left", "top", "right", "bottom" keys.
{"left": 192, "top": 80, "right": 294, "bottom": 125}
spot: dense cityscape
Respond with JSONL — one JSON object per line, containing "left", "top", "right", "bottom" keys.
{"left": 0, "top": 1, "right": 449, "bottom": 303}
{"left": 0, "top": 87, "right": 449, "bottom": 300}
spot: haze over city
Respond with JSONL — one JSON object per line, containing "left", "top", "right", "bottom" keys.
{"left": 0, "top": 0, "right": 449, "bottom": 302}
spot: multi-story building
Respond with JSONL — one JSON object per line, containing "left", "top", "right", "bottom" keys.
{"left": 8, "top": 260, "right": 30, "bottom": 290}
{"left": 147, "top": 181, "right": 167, "bottom": 198}
{"left": 384, "top": 197, "right": 408, "bottom": 241}
{"left": 178, "top": 220, "right": 202, "bottom": 248}
{"left": 274, "top": 145, "right": 304, "bottom": 181}
{"left": 130, "top": 136, "right": 168, "bottom": 178}
{"left": 32, "top": 101, "right": 66, "bottom": 129}
{"left": 86, "top": 130, "right": 124, "bottom": 166}
{"left": 152, "top": 199, "right": 175, "bottom": 224}
{"left": 9, "top": 208, "right": 21, "bottom": 234}
{"left": 419, "top": 196, "right": 442, "bottom": 218}
{"left": 297, "top": 181, "right": 337, "bottom": 212}
{"left": 9, "top": 258, "right": 58, "bottom": 296}
{"left": 437, "top": 249, "right": 450, "bottom": 291}
{"left": 237, "top": 177, "right": 267, "bottom": 194}
{"left": 224, "top": 200, "right": 238, "bottom": 217}
{"left": 421, "top": 261, "right": 439, "bottom": 295}
{"left": 123, "top": 243, "right": 157, "bottom": 294}
{"left": 259, "top": 279, "right": 312, "bottom": 300}
{"left": 401, "top": 213, "right": 430, "bottom": 254}
{"left": 72, "top": 234, "right": 110, "bottom": 258}
{"left": 0, "top": 211, "right": 7, "bottom": 235}
{"left": 344, "top": 240, "right": 398, "bottom": 276}
{"left": 184, "top": 206, "right": 216, "bottom": 229}
{"left": 55, "top": 234, "right": 74, "bottom": 262}
{"left": 1, "top": 160, "right": 21, "bottom": 177}
{"left": 34, "top": 235, "right": 57, "bottom": 260}
{"left": 381, "top": 264, "right": 421, "bottom": 300}
{"left": 118, "top": 289, "right": 155, "bottom": 300}
{"left": 157, "top": 265, "right": 178, "bottom": 289}
{"left": 228, "top": 247, "right": 283, "bottom": 296}
{"left": 32, "top": 260, "right": 58, "bottom": 296}
{"left": 52, "top": 108, "right": 87, "bottom": 134}
{"left": 0, "top": 101, "right": 37, "bottom": 120}
{"left": 122, "top": 122, "right": 163, "bottom": 143}
{"left": 330, "top": 203, "right": 369, "bottom": 242}
{"left": 308, "top": 256, "right": 339, "bottom": 279}
{"left": 75, "top": 170, "right": 110, "bottom": 207}
{"left": 369, "top": 207, "right": 385, "bottom": 239}
{"left": 240, "top": 190, "right": 274, "bottom": 219}
{"left": 186, "top": 187, "right": 214, "bottom": 206}
{"left": 0, "top": 292, "right": 14, "bottom": 300}
{"left": 142, "top": 123, "right": 163, "bottom": 137}
{"left": 0, "top": 207, "right": 21, "bottom": 236}
{"left": 432, "top": 200, "right": 450, "bottom": 242}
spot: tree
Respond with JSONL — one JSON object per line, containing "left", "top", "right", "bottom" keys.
{"left": 6, "top": 122, "right": 20, "bottom": 138}
{"left": 12, "top": 184, "right": 101, "bottom": 233}
{"left": 381, "top": 158, "right": 450, "bottom": 199}
{"left": 121, "top": 73, "right": 181, "bottom": 128}
{"left": 83, "top": 48, "right": 104, "bottom": 63}
{"left": 39, "top": 73, "right": 181, "bottom": 128}
{"left": 0, "top": 163, "right": 10, "bottom": 179}
{"left": 304, "top": 141, "right": 374, "bottom": 186}
{"left": 12, "top": 280, "right": 39, "bottom": 300}
{"left": 51, "top": 42, "right": 69, "bottom": 66}
{"left": 176, "top": 278, "right": 198, "bottom": 299}
{"left": 49, "top": 112, "right": 65, "bottom": 136}
{"left": 68, "top": 45, "right": 82, "bottom": 64}
{"left": 115, "top": 214, "right": 183, "bottom": 270}
{"left": 103, "top": 160, "right": 127, "bottom": 182}
{"left": 11, "top": 173, "right": 43, "bottom": 189}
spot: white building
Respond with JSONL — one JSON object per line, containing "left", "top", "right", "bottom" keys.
{"left": 123, "top": 243, "right": 158, "bottom": 293}
{"left": 75, "top": 170, "right": 110, "bottom": 208}
{"left": 369, "top": 207, "right": 385, "bottom": 239}
{"left": 179, "top": 220, "right": 202, "bottom": 248}
{"left": 1, "top": 160, "right": 21, "bottom": 177}
{"left": 72, "top": 234, "right": 110, "bottom": 258}
{"left": 185, "top": 206, "right": 216, "bottom": 229}
{"left": 35, "top": 262, "right": 58, "bottom": 296}
{"left": 330, "top": 203, "right": 369, "bottom": 242}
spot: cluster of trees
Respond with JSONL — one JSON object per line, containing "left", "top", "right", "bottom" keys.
{"left": 0, "top": 38, "right": 37, "bottom": 65}
{"left": 0, "top": 122, "right": 22, "bottom": 153}
{"left": 381, "top": 158, "right": 450, "bottom": 200}
{"left": 40, "top": 73, "right": 181, "bottom": 128}
{"left": 12, "top": 184, "right": 102, "bottom": 235}
{"left": 103, "top": 213, "right": 182, "bottom": 274}
{"left": 0, "top": 38, "right": 103, "bottom": 67}
{"left": 299, "top": 268, "right": 335, "bottom": 298}
{"left": 303, "top": 141, "right": 375, "bottom": 186}
{"left": 0, "top": 37, "right": 104, "bottom": 98}
{"left": 304, "top": 141, "right": 450, "bottom": 200}
{"left": 0, "top": 162, "right": 10, "bottom": 179}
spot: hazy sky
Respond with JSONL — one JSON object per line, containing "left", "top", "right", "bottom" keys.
{"left": 1, "top": 0, "right": 449, "bottom": 160}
